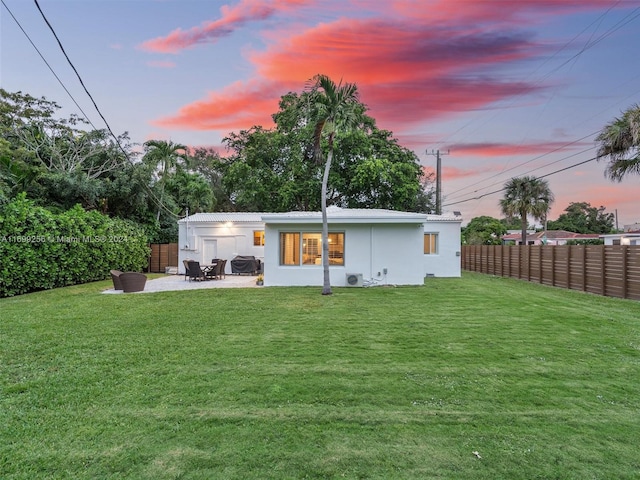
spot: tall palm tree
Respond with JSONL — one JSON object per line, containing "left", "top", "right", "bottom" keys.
{"left": 499, "top": 176, "right": 554, "bottom": 245}
{"left": 143, "top": 140, "right": 187, "bottom": 221}
{"left": 143, "top": 140, "right": 188, "bottom": 178}
{"left": 307, "top": 74, "right": 361, "bottom": 295}
{"left": 596, "top": 104, "right": 640, "bottom": 181}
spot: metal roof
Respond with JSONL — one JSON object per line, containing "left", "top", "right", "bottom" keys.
{"left": 178, "top": 212, "right": 266, "bottom": 223}
{"left": 179, "top": 207, "right": 462, "bottom": 224}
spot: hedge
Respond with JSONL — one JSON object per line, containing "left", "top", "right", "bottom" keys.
{"left": 0, "top": 194, "right": 150, "bottom": 297}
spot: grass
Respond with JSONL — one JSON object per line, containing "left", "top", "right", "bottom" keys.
{"left": 1, "top": 272, "right": 639, "bottom": 479}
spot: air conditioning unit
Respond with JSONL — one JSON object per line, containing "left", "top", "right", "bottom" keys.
{"left": 345, "top": 273, "right": 363, "bottom": 287}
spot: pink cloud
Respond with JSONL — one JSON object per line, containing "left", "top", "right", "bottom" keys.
{"left": 151, "top": 80, "right": 287, "bottom": 131}
{"left": 151, "top": 0, "right": 627, "bottom": 140}
{"left": 391, "top": 0, "right": 624, "bottom": 25}
{"left": 442, "top": 164, "right": 507, "bottom": 181}
{"left": 139, "top": 0, "right": 310, "bottom": 53}
{"left": 445, "top": 141, "right": 591, "bottom": 157}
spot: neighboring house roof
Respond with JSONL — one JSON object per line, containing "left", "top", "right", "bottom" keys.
{"left": 600, "top": 231, "right": 640, "bottom": 238}
{"left": 502, "top": 230, "right": 601, "bottom": 242}
{"left": 180, "top": 207, "right": 462, "bottom": 225}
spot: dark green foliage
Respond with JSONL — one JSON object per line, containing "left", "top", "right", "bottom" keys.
{"left": 547, "top": 201, "right": 614, "bottom": 234}
{"left": 596, "top": 103, "right": 640, "bottom": 181}
{"left": 462, "top": 215, "right": 507, "bottom": 244}
{"left": 0, "top": 195, "right": 149, "bottom": 297}
{"left": 565, "top": 238, "right": 605, "bottom": 245}
{"left": 219, "top": 89, "right": 433, "bottom": 213}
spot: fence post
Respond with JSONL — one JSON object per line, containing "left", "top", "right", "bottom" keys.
{"left": 582, "top": 246, "right": 587, "bottom": 292}
{"left": 550, "top": 246, "right": 555, "bottom": 287}
{"left": 622, "top": 245, "right": 628, "bottom": 299}
{"left": 567, "top": 245, "right": 572, "bottom": 291}
{"left": 601, "top": 246, "right": 606, "bottom": 296}
{"left": 538, "top": 245, "right": 543, "bottom": 284}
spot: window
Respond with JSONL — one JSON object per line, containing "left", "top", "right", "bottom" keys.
{"left": 280, "top": 232, "right": 300, "bottom": 265}
{"left": 328, "top": 232, "right": 344, "bottom": 264}
{"left": 424, "top": 233, "right": 438, "bottom": 254}
{"left": 302, "top": 233, "right": 321, "bottom": 264}
{"left": 253, "top": 230, "right": 265, "bottom": 246}
{"left": 280, "top": 232, "right": 344, "bottom": 266}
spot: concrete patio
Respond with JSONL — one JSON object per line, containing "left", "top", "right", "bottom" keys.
{"left": 103, "top": 273, "right": 261, "bottom": 294}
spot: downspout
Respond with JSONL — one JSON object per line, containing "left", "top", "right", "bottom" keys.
{"left": 370, "top": 225, "right": 374, "bottom": 280}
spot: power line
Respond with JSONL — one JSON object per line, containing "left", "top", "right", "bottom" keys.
{"left": 32, "top": 0, "right": 119, "bottom": 145}
{"left": 436, "top": 5, "right": 640, "bottom": 200}
{"left": 29, "top": 0, "right": 180, "bottom": 219}
{"left": 0, "top": 0, "right": 96, "bottom": 129}
{"left": 443, "top": 155, "right": 599, "bottom": 208}
{"left": 445, "top": 131, "right": 598, "bottom": 201}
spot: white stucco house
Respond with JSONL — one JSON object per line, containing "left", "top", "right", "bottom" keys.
{"left": 600, "top": 231, "right": 640, "bottom": 245}
{"left": 178, "top": 207, "right": 461, "bottom": 286}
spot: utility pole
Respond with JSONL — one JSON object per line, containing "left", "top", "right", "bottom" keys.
{"left": 426, "top": 149, "right": 450, "bottom": 215}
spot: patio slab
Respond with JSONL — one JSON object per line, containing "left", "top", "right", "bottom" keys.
{"left": 103, "top": 274, "right": 261, "bottom": 294}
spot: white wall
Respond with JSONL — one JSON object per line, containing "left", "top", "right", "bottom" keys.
{"left": 178, "top": 221, "right": 264, "bottom": 274}
{"left": 601, "top": 234, "right": 640, "bottom": 246}
{"left": 264, "top": 222, "right": 426, "bottom": 286}
{"left": 423, "top": 220, "right": 461, "bottom": 277}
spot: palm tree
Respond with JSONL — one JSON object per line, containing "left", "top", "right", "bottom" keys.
{"left": 596, "top": 104, "right": 640, "bottom": 181}
{"left": 307, "top": 74, "right": 361, "bottom": 295}
{"left": 499, "top": 176, "right": 554, "bottom": 245}
{"left": 142, "top": 140, "right": 187, "bottom": 221}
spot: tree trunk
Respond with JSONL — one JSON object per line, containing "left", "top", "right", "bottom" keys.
{"left": 520, "top": 211, "right": 528, "bottom": 246}
{"left": 321, "top": 148, "right": 333, "bottom": 295}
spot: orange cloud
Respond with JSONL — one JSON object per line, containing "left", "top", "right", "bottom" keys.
{"left": 139, "top": 0, "right": 310, "bottom": 53}
{"left": 151, "top": 80, "right": 287, "bottom": 131}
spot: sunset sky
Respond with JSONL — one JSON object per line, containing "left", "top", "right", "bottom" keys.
{"left": 2, "top": 0, "right": 639, "bottom": 227}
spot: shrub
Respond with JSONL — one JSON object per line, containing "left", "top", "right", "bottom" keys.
{"left": 0, "top": 194, "right": 150, "bottom": 297}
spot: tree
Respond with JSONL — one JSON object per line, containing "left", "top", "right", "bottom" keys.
{"left": 1, "top": 89, "right": 132, "bottom": 205}
{"left": 142, "top": 140, "right": 187, "bottom": 222}
{"left": 499, "top": 176, "right": 554, "bottom": 245}
{"left": 307, "top": 74, "right": 362, "bottom": 295}
{"left": 221, "top": 126, "right": 318, "bottom": 211}
{"left": 218, "top": 89, "right": 431, "bottom": 214}
{"left": 547, "top": 202, "right": 614, "bottom": 234}
{"left": 462, "top": 216, "right": 507, "bottom": 245}
{"left": 596, "top": 104, "right": 640, "bottom": 181}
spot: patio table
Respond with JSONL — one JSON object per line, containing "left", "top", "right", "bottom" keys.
{"left": 201, "top": 263, "right": 217, "bottom": 278}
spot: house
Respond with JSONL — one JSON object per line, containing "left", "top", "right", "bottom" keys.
{"left": 177, "top": 207, "right": 462, "bottom": 286}
{"left": 502, "top": 230, "right": 600, "bottom": 245}
{"left": 600, "top": 230, "right": 640, "bottom": 246}
{"left": 178, "top": 212, "right": 267, "bottom": 274}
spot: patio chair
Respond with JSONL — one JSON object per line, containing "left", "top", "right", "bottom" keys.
{"left": 119, "top": 272, "right": 147, "bottom": 293}
{"left": 211, "top": 260, "right": 225, "bottom": 280}
{"left": 110, "top": 270, "right": 123, "bottom": 290}
{"left": 183, "top": 259, "right": 192, "bottom": 281}
{"left": 219, "top": 259, "right": 227, "bottom": 279}
{"left": 187, "top": 261, "right": 207, "bottom": 282}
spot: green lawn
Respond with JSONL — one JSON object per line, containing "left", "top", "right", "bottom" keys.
{"left": 1, "top": 272, "right": 639, "bottom": 479}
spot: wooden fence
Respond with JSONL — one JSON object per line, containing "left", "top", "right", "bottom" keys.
{"left": 147, "top": 243, "right": 179, "bottom": 273}
{"left": 461, "top": 245, "right": 640, "bottom": 301}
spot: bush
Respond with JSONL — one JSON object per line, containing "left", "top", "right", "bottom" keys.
{"left": 0, "top": 194, "right": 150, "bottom": 297}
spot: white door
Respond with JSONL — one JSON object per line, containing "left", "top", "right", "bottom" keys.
{"left": 203, "top": 239, "right": 217, "bottom": 264}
